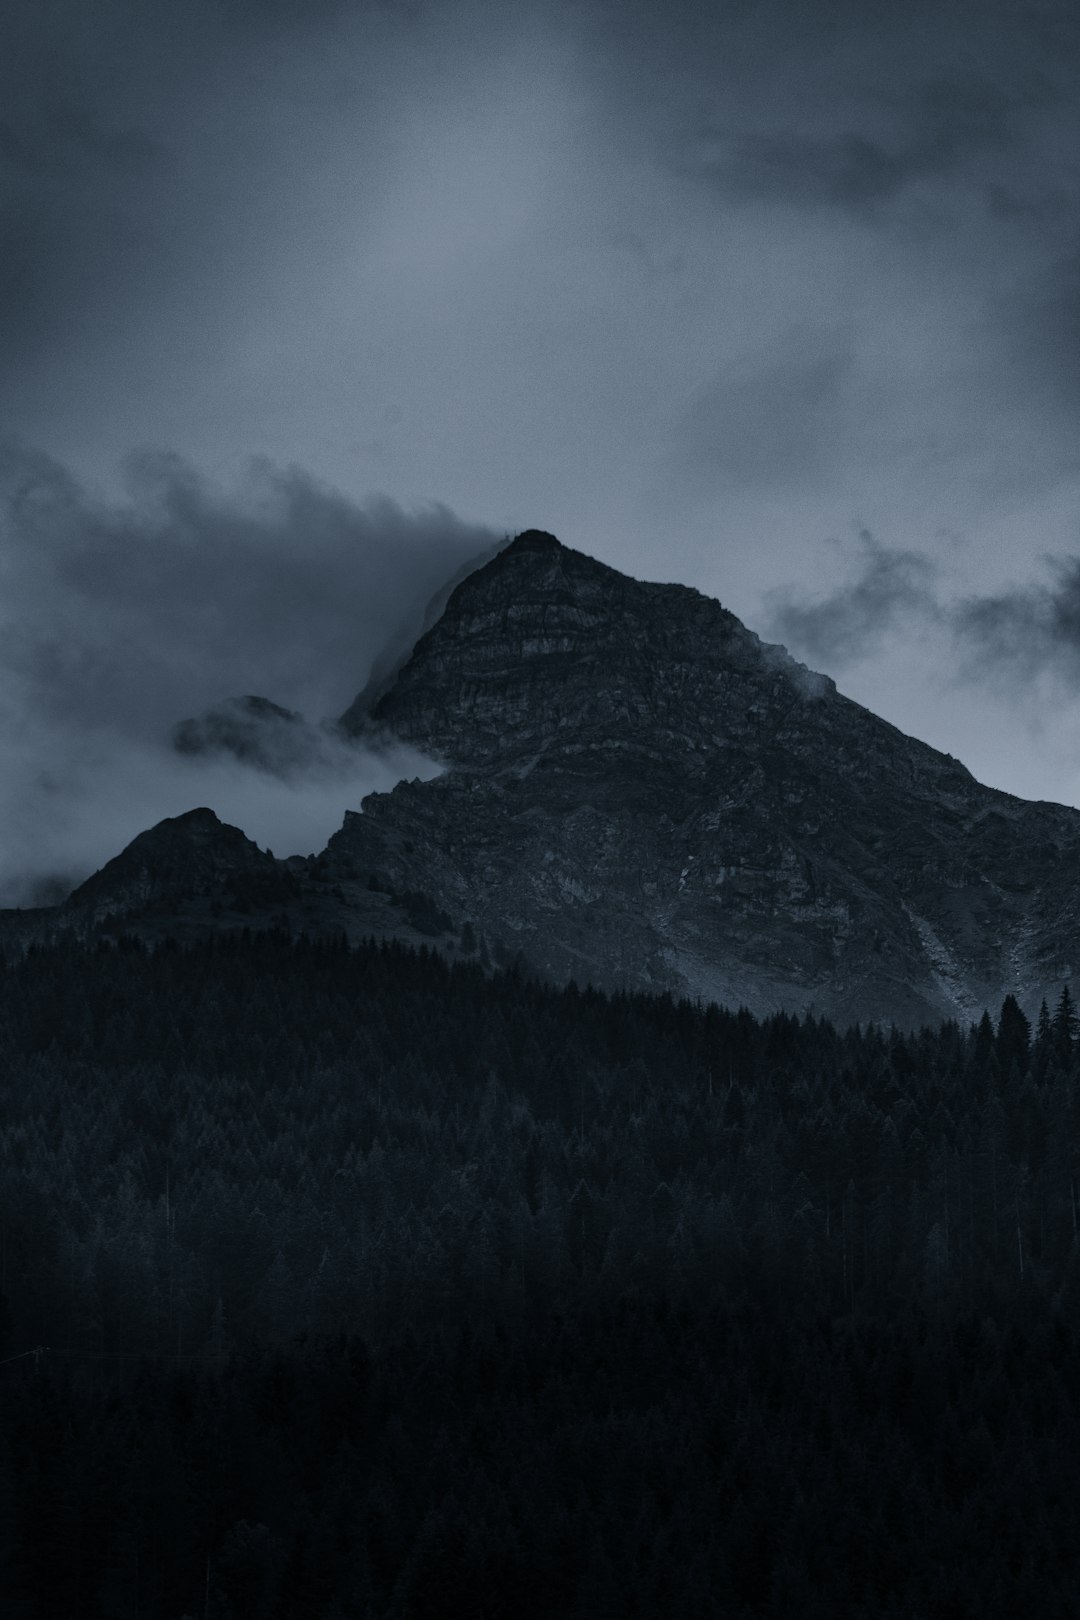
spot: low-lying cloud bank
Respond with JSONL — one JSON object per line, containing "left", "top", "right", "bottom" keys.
{"left": 0, "top": 443, "right": 498, "bottom": 904}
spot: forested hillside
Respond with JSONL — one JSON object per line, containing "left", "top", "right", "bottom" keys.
{"left": 1, "top": 932, "right": 1079, "bottom": 1616}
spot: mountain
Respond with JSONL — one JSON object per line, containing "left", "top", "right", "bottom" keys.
{"left": 47, "top": 808, "right": 297, "bottom": 935}
{"left": 328, "top": 529, "right": 1080, "bottom": 1026}
{"left": 6, "top": 529, "right": 1080, "bottom": 1026}
{"left": 0, "top": 804, "right": 467, "bottom": 958}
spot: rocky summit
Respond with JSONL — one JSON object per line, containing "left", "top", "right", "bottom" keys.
{"left": 7, "top": 530, "right": 1080, "bottom": 1027}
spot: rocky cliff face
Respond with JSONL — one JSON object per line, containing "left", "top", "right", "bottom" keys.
{"left": 328, "top": 530, "right": 1080, "bottom": 1025}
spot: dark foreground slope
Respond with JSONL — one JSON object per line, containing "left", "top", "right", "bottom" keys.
{"left": 333, "top": 530, "right": 1080, "bottom": 1026}
{"left": 1, "top": 932, "right": 1078, "bottom": 1617}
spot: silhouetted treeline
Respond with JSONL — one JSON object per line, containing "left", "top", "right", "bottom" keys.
{"left": 1, "top": 931, "right": 1078, "bottom": 1616}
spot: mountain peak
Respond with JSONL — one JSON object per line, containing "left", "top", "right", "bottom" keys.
{"left": 57, "top": 806, "right": 292, "bottom": 933}
{"left": 170, "top": 806, "right": 225, "bottom": 827}
{"left": 455, "top": 526, "right": 638, "bottom": 604}
{"left": 353, "top": 529, "right": 782, "bottom": 774}
{"left": 503, "top": 528, "right": 563, "bottom": 554}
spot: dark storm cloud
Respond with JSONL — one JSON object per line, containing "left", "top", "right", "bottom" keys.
{"left": 574, "top": 0, "right": 1080, "bottom": 525}
{"left": 684, "top": 78, "right": 1020, "bottom": 215}
{"left": 0, "top": 24, "right": 170, "bottom": 363}
{"left": 0, "top": 441, "right": 496, "bottom": 729}
{"left": 0, "top": 69, "right": 171, "bottom": 349}
{"left": 766, "top": 531, "right": 941, "bottom": 667}
{"left": 0, "top": 0, "right": 404, "bottom": 366}
{"left": 770, "top": 534, "right": 1080, "bottom": 697}
{"left": 954, "top": 561, "right": 1080, "bottom": 688}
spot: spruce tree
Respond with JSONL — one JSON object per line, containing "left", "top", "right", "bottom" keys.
{"left": 1053, "top": 984, "right": 1078, "bottom": 1066}
{"left": 995, "top": 995, "right": 1031, "bottom": 1079}
{"left": 1033, "top": 998, "right": 1053, "bottom": 1081}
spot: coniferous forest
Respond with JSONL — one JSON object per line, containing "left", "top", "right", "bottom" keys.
{"left": 2, "top": 931, "right": 1080, "bottom": 1616}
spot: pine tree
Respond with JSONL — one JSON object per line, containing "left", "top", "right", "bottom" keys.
{"left": 995, "top": 995, "right": 1031, "bottom": 1079}
{"left": 1053, "top": 985, "right": 1078, "bottom": 1066}
{"left": 1033, "top": 998, "right": 1053, "bottom": 1080}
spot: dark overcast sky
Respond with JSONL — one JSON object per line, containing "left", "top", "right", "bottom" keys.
{"left": 3, "top": 0, "right": 1080, "bottom": 890}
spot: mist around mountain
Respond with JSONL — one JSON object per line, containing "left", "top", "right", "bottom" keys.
{"left": 0, "top": 446, "right": 499, "bottom": 908}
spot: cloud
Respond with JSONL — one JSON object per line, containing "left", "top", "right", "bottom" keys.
{"left": 0, "top": 728, "right": 442, "bottom": 909}
{"left": 765, "top": 530, "right": 941, "bottom": 666}
{"left": 767, "top": 532, "right": 1080, "bottom": 704}
{"left": 1, "top": 443, "right": 496, "bottom": 723}
{"left": 0, "top": 443, "right": 496, "bottom": 902}
{"left": 0, "top": 0, "right": 411, "bottom": 369}
{"left": 0, "top": 6, "right": 176, "bottom": 366}
{"left": 173, "top": 695, "right": 333, "bottom": 775}
{"left": 954, "top": 559, "right": 1080, "bottom": 689}
{"left": 684, "top": 77, "right": 1020, "bottom": 216}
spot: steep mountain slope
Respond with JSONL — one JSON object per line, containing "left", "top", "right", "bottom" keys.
{"left": 329, "top": 529, "right": 1080, "bottom": 1025}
